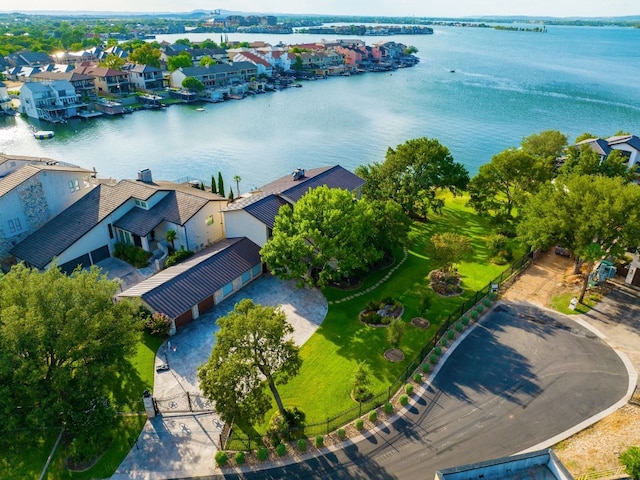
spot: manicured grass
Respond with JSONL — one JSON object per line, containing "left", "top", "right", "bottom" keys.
{"left": 45, "top": 415, "right": 147, "bottom": 480}
{"left": 550, "top": 291, "right": 599, "bottom": 315}
{"left": 2, "top": 333, "right": 162, "bottom": 480}
{"left": 242, "top": 194, "right": 525, "bottom": 435}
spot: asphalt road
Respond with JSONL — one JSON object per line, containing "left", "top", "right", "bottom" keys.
{"left": 219, "top": 300, "right": 629, "bottom": 480}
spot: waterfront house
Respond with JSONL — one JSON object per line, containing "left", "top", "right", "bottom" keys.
{"left": 117, "top": 236, "right": 262, "bottom": 330}
{"left": 0, "top": 80, "right": 12, "bottom": 113}
{"left": 74, "top": 65, "right": 131, "bottom": 95}
{"left": 5, "top": 50, "right": 53, "bottom": 69}
{"left": 11, "top": 170, "right": 227, "bottom": 274}
{"left": 576, "top": 134, "right": 640, "bottom": 172}
{"left": 222, "top": 165, "right": 365, "bottom": 248}
{"left": 123, "top": 63, "right": 164, "bottom": 91}
{"left": 0, "top": 159, "right": 96, "bottom": 266}
{"left": 31, "top": 71, "right": 97, "bottom": 100}
{"left": 19, "top": 80, "right": 85, "bottom": 122}
{"left": 232, "top": 51, "right": 274, "bottom": 77}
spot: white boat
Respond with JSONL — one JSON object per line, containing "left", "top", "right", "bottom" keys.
{"left": 34, "top": 130, "right": 55, "bottom": 139}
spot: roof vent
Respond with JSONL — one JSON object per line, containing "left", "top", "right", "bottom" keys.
{"left": 137, "top": 168, "right": 153, "bottom": 183}
{"left": 292, "top": 168, "right": 305, "bottom": 181}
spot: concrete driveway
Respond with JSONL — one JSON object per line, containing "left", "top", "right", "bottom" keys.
{"left": 112, "top": 275, "right": 327, "bottom": 480}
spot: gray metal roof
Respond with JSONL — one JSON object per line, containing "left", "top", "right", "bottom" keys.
{"left": 178, "top": 61, "right": 257, "bottom": 78}
{"left": 607, "top": 134, "right": 640, "bottom": 151}
{"left": 118, "top": 237, "right": 261, "bottom": 319}
{"left": 113, "top": 190, "right": 210, "bottom": 236}
{"left": 11, "top": 180, "right": 159, "bottom": 269}
{"left": 244, "top": 195, "right": 290, "bottom": 229}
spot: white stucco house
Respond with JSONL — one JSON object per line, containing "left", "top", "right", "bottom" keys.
{"left": 222, "top": 165, "right": 365, "bottom": 248}
{"left": 0, "top": 158, "right": 97, "bottom": 264}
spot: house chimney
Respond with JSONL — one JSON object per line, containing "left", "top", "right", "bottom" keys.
{"left": 138, "top": 168, "right": 153, "bottom": 183}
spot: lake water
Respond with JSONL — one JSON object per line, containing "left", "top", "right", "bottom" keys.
{"left": 1, "top": 25, "right": 639, "bottom": 191}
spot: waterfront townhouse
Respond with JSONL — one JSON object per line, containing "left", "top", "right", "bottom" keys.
{"left": 19, "top": 80, "right": 86, "bottom": 122}
{"left": 31, "top": 70, "right": 97, "bottom": 100}
{"left": 74, "top": 65, "right": 131, "bottom": 95}
{"left": 0, "top": 159, "right": 96, "bottom": 266}
{"left": 123, "top": 63, "right": 164, "bottom": 91}
{"left": 169, "top": 62, "right": 258, "bottom": 91}
{"left": 11, "top": 170, "right": 228, "bottom": 274}
{"left": 232, "top": 51, "right": 274, "bottom": 77}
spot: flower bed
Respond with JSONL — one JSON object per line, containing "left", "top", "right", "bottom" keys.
{"left": 359, "top": 297, "right": 404, "bottom": 326}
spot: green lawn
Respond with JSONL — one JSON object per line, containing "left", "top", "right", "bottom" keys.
{"left": 0, "top": 333, "right": 162, "bottom": 480}
{"left": 550, "top": 291, "right": 600, "bottom": 315}
{"left": 242, "top": 195, "right": 525, "bottom": 436}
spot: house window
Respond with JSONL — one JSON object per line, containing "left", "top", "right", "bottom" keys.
{"left": 8, "top": 218, "right": 22, "bottom": 233}
{"left": 68, "top": 179, "right": 79, "bottom": 192}
{"left": 108, "top": 223, "right": 114, "bottom": 239}
{"left": 134, "top": 199, "right": 148, "bottom": 209}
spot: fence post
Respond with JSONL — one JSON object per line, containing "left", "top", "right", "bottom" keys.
{"left": 186, "top": 392, "right": 192, "bottom": 412}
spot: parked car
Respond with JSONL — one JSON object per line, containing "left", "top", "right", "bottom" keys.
{"left": 554, "top": 246, "right": 571, "bottom": 257}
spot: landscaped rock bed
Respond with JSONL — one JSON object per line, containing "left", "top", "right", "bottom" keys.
{"left": 429, "top": 269, "right": 463, "bottom": 296}
{"left": 384, "top": 348, "right": 405, "bottom": 362}
{"left": 410, "top": 317, "right": 430, "bottom": 329}
{"left": 359, "top": 298, "right": 404, "bottom": 326}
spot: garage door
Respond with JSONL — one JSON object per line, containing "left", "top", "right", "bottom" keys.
{"left": 174, "top": 310, "right": 193, "bottom": 330}
{"left": 198, "top": 296, "right": 215, "bottom": 315}
{"left": 90, "top": 245, "right": 110, "bottom": 264}
{"left": 59, "top": 253, "right": 91, "bottom": 274}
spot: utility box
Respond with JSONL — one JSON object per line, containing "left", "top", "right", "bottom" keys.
{"left": 142, "top": 390, "right": 156, "bottom": 418}
{"left": 569, "top": 297, "right": 578, "bottom": 310}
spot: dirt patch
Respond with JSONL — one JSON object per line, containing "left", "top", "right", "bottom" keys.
{"left": 384, "top": 348, "right": 405, "bottom": 362}
{"left": 411, "top": 317, "right": 430, "bottom": 329}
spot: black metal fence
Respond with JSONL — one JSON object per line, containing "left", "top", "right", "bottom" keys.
{"left": 223, "top": 251, "right": 535, "bottom": 451}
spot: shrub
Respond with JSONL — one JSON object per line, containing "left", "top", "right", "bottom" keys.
{"left": 215, "top": 451, "right": 228, "bottom": 467}
{"left": 257, "top": 447, "right": 269, "bottom": 461}
{"left": 368, "top": 410, "right": 378, "bottom": 422}
{"left": 384, "top": 402, "right": 393, "bottom": 414}
{"left": 475, "top": 304, "right": 484, "bottom": 314}
{"left": 337, "top": 428, "right": 346, "bottom": 440}
{"left": 399, "top": 394, "right": 409, "bottom": 406}
{"left": 234, "top": 451, "right": 245, "bottom": 465}
{"left": 145, "top": 312, "right": 172, "bottom": 337}
{"left": 297, "top": 439, "right": 307, "bottom": 452}
{"left": 421, "top": 363, "right": 430, "bottom": 373}
{"left": 114, "top": 242, "right": 152, "bottom": 268}
{"left": 621, "top": 446, "right": 640, "bottom": 480}
{"left": 429, "top": 353, "right": 438, "bottom": 364}
{"left": 483, "top": 297, "right": 492, "bottom": 308}
{"left": 355, "top": 418, "right": 364, "bottom": 430}
{"left": 413, "top": 373, "right": 422, "bottom": 383}
{"left": 461, "top": 315, "right": 470, "bottom": 325}
{"left": 488, "top": 292, "right": 497, "bottom": 301}
{"left": 365, "top": 299, "right": 380, "bottom": 311}
{"left": 447, "top": 330, "right": 455, "bottom": 340}
{"left": 434, "top": 346, "right": 442, "bottom": 356}
{"left": 470, "top": 311, "right": 479, "bottom": 320}
{"left": 276, "top": 443, "right": 287, "bottom": 457}
{"left": 165, "top": 248, "right": 194, "bottom": 268}
{"left": 455, "top": 322, "right": 464, "bottom": 332}
{"left": 381, "top": 315, "right": 392, "bottom": 325}
{"left": 315, "top": 435, "right": 324, "bottom": 448}
{"left": 267, "top": 407, "right": 306, "bottom": 444}
{"left": 440, "top": 338, "right": 447, "bottom": 347}
{"left": 405, "top": 384, "right": 414, "bottom": 395}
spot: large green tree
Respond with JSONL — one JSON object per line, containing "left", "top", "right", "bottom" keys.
{"left": 99, "top": 52, "right": 125, "bottom": 70}
{"left": 467, "top": 147, "right": 553, "bottom": 221}
{"left": 167, "top": 52, "right": 192, "bottom": 72}
{"left": 197, "top": 299, "right": 301, "bottom": 423}
{"left": 429, "top": 232, "right": 473, "bottom": 273}
{"left": 0, "top": 264, "right": 140, "bottom": 455}
{"left": 560, "top": 143, "right": 632, "bottom": 180}
{"left": 517, "top": 174, "right": 640, "bottom": 301}
{"left": 182, "top": 76, "right": 205, "bottom": 92}
{"left": 520, "top": 129, "right": 568, "bottom": 169}
{"left": 128, "top": 42, "right": 161, "bottom": 68}
{"left": 261, "top": 187, "right": 409, "bottom": 288}
{"left": 356, "top": 137, "right": 469, "bottom": 220}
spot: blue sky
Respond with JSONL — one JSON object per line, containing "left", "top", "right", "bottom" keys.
{"left": 10, "top": 0, "right": 640, "bottom": 17}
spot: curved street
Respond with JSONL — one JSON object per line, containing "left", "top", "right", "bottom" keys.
{"left": 226, "top": 300, "right": 631, "bottom": 480}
